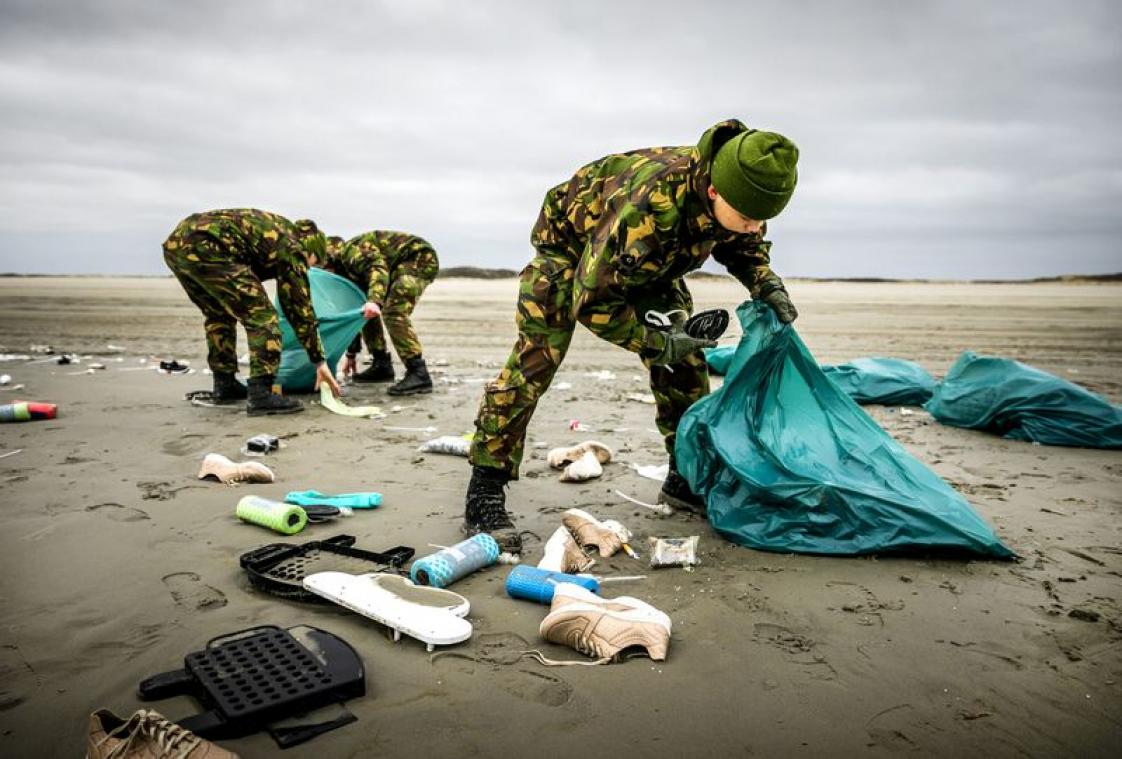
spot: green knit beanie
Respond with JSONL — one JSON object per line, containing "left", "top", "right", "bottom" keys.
{"left": 711, "top": 130, "right": 799, "bottom": 220}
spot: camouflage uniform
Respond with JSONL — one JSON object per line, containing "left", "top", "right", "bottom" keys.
{"left": 323, "top": 231, "right": 440, "bottom": 362}
{"left": 470, "top": 120, "right": 789, "bottom": 478}
{"left": 162, "top": 209, "right": 325, "bottom": 378}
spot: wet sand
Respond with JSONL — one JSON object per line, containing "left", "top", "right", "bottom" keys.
{"left": 0, "top": 276, "right": 1120, "bottom": 757}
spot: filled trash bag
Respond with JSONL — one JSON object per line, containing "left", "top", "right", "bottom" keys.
{"left": 821, "top": 357, "right": 937, "bottom": 406}
{"left": 704, "top": 345, "right": 735, "bottom": 376}
{"left": 925, "top": 352, "right": 1122, "bottom": 449}
{"left": 676, "top": 301, "right": 1013, "bottom": 558}
{"left": 276, "top": 268, "right": 366, "bottom": 392}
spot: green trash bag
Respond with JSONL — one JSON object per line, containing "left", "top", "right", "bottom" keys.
{"left": 275, "top": 268, "right": 367, "bottom": 392}
{"left": 676, "top": 301, "right": 1013, "bottom": 558}
{"left": 821, "top": 357, "right": 937, "bottom": 406}
{"left": 925, "top": 352, "right": 1122, "bottom": 449}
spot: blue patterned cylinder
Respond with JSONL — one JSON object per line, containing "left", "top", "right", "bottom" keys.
{"left": 410, "top": 534, "right": 501, "bottom": 588}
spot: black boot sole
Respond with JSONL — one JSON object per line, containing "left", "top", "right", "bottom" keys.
{"left": 387, "top": 384, "right": 433, "bottom": 396}
{"left": 246, "top": 405, "right": 305, "bottom": 417}
{"left": 659, "top": 488, "right": 708, "bottom": 517}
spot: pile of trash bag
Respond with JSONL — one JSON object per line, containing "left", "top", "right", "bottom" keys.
{"left": 275, "top": 268, "right": 367, "bottom": 392}
{"left": 821, "top": 357, "right": 937, "bottom": 406}
{"left": 926, "top": 352, "right": 1122, "bottom": 449}
{"left": 676, "top": 301, "right": 1013, "bottom": 558}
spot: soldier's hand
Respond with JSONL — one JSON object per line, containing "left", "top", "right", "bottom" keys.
{"left": 362, "top": 301, "right": 382, "bottom": 319}
{"left": 763, "top": 290, "right": 798, "bottom": 323}
{"left": 339, "top": 353, "right": 357, "bottom": 380}
{"left": 315, "top": 361, "right": 342, "bottom": 397}
{"left": 649, "top": 325, "right": 716, "bottom": 366}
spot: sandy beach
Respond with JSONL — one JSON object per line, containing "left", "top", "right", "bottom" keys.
{"left": 0, "top": 275, "right": 1120, "bottom": 757}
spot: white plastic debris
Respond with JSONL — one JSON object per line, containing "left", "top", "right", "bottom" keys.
{"left": 418, "top": 435, "right": 471, "bottom": 457}
{"left": 649, "top": 536, "right": 700, "bottom": 568}
{"left": 0, "top": 374, "right": 10, "bottom": 385}
{"left": 554, "top": 382, "right": 572, "bottom": 391}
{"left": 626, "top": 392, "right": 656, "bottom": 404}
{"left": 584, "top": 370, "right": 617, "bottom": 381}
{"left": 629, "top": 462, "right": 669, "bottom": 481}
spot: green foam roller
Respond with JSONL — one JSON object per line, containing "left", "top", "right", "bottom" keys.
{"left": 236, "top": 495, "right": 307, "bottom": 535}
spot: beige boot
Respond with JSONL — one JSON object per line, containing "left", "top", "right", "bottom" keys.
{"left": 547, "top": 441, "right": 612, "bottom": 482}
{"left": 537, "top": 582, "right": 671, "bottom": 662}
{"left": 197, "top": 453, "right": 274, "bottom": 484}
{"left": 561, "top": 508, "right": 631, "bottom": 558}
{"left": 87, "top": 708, "right": 239, "bottom": 758}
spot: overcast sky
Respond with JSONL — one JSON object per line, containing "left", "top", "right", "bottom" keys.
{"left": 0, "top": 0, "right": 1119, "bottom": 278}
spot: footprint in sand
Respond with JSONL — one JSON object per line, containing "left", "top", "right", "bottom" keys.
{"left": 161, "top": 434, "right": 208, "bottom": 457}
{"left": 86, "top": 502, "right": 150, "bottom": 523}
{"left": 498, "top": 669, "right": 573, "bottom": 707}
{"left": 162, "top": 572, "right": 228, "bottom": 611}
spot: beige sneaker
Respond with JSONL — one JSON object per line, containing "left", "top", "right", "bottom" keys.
{"left": 538, "top": 582, "right": 671, "bottom": 662}
{"left": 561, "top": 508, "right": 629, "bottom": 558}
{"left": 87, "top": 708, "right": 239, "bottom": 758}
{"left": 197, "top": 453, "right": 274, "bottom": 485}
{"left": 538, "top": 526, "right": 596, "bottom": 574}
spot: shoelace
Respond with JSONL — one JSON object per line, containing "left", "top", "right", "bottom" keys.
{"left": 99, "top": 710, "right": 202, "bottom": 759}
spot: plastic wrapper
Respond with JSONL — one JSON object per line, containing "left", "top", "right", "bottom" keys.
{"left": 649, "top": 536, "right": 699, "bottom": 568}
{"left": 418, "top": 435, "right": 471, "bottom": 457}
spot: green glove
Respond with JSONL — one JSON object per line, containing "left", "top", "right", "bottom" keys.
{"left": 647, "top": 325, "right": 716, "bottom": 366}
{"left": 763, "top": 289, "right": 798, "bottom": 323}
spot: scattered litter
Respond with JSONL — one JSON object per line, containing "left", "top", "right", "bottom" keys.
{"left": 384, "top": 424, "right": 438, "bottom": 433}
{"left": 626, "top": 392, "right": 656, "bottom": 404}
{"left": 1, "top": 383, "right": 26, "bottom": 392}
{"left": 649, "top": 536, "right": 700, "bottom": 568}
{"left": 497, "top": 552, "right": 521, "bottom": 565}
{"left": 0, "top": 449, "right": 22, "bottom": 459}
{"left": 57, "top": 354, "right": 78, "bottom": 365}
{"left": 138, "top": 624, "right": 364, "bottom": 748}
{"left": 554, "top": 382, "right": 573, "bottom": 391}
{"left": 548, "top": 440, "right": 613, "bottom": 482}
{"left": 0, "top": 354, "right": 31, "bottom": 361}
{"left": 431, "top": 358, "right": 450, "bottom": 367}
{"left": 304, "top": 572, "right": 472, "bottom": 651}
{"left": 29, "top": 344, "right": 53, "bottom": 354}
{"left": 319, "top": 384, "right": 385, "bottom": 418}
{"left": 438, "top": 376, "right": 461, "bottom": 385}
{"left": 285, "top": 490, "right": 383, "bottom": 509}
{"left": 197, "top": 453, "right": 275, "bottom": 484}
{"left": 239, "top": 534, "right": 414, "bottom": 602}
{"left": 302, "top": 504, "right": 344, "bottom": 523}
{"left": 236, "top": 495, "right": 307, "bottom": 535}
{"left": 390, "top": 404, "right": 418, "bottom": 413}
{"left": 156, "top": 359, "right": 189, "bottom": 374}
{"left": 0, "top": 401, "right": 57, "bottom": 422}
{"left": 506, "top": 565, "right": 600, "bottom": 604}
{"left": 539, "top": 526, "right": 596, "bottom": 574}
{"left": 568, "top": 419, "right": 592, "bottom": 432}
{"left": 0, "top": 374, "right": 9, "bottom": 385}
{"left": 105, "top": 344, "right": 126, "bottom": 352}
{"left": 615, "top": 489, "right": 674, "bottom": 516}
{"left": 628, "top": 462, "right": 669, "bottom": 481}
{"left": 418, "top": 435, "right": 471, "bottom": 457}
{"left": 410, "top": 534, "right": 500, "bottom": 588}
{"left": 563, "top": 508, "right": 634, "bottom": 558}
{"left": 243, "top": 433, "right": 280, "bottom": 456}
{"left": 584, "top": 370, "right": 616, "bottom": 381}
{"left": 87, "top": 362, "right": 106, "bottom": 370}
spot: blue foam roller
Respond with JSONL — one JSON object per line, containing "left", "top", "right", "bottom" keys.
{"left": 410, "top": 534, "right": 501, "bottom": 588}
{"left": 505, "top": 565, "right": 600, "bottom": 604}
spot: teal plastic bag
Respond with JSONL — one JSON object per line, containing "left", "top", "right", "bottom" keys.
{"left": 676, "top": 301, "right": 1013, "bottom": 558}
{"left": 926, "top": 352, "right": 1122, "bottom": 449}
{"left": 821, "top": 357, "right": 937, "bottom": 406}
{"left": 275, "top": 268, "right": 366, "bottom": 392}
{"left": 704, "top": 345, "right": 735, "bottom": 376}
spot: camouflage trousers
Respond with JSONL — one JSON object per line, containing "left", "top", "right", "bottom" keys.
{"left": 360, "top": 250, "right": 438, "bottom": 362}
{"left": 162, "top": 235, "right": 282, "bottom": 378}
{"left": 469, "top": 249, "right": 709, "bottom": 478}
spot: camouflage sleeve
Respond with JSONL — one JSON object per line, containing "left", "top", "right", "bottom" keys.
{"left": 571, "top": 205, "right": 667, "bottom": 358}
{"left": 358, "top": 238, "right": 391, "bottom": 306}
{"left": 276, "top": 237, "right": 326, "bottom": 364}
{"left": 710, "top": 234, "right": 788, "bottom": 299}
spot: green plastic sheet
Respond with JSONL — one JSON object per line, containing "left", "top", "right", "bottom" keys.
{"left": 677, "top": 301, "right": 1013, "bottom": 558}
{"left": 821, "top": 357, "right": 937, "bottom": 406}
{"left": 925, "top": 352, "right": 1122, "bottom": 449}
{"left": 275, "top": 268, "right": 366, "bottom": 392}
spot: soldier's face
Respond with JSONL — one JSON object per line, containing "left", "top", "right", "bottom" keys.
{"left": 708, "top": 186, "right": 765, "bottom": 236}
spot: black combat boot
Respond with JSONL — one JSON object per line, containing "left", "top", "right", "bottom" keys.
{"left": 352, "top": 350, "right": 395, "bottom": 383}
{"left": 246, "top": 375, "right": 304, "bottom": 416}
{"left": 387, "top": 356, "right": 433, "bottom": 396}
{"left": 659, "top": 457, "right": 706, "bottom": 515}
{"left": 211, "top": 372, "right": 248, "bottom": 404}
{"left": 462, "top": 465, "right": 521, "bottom": 553}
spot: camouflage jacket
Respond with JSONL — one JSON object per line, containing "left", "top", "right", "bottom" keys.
{"left": 171, "top": 208, "right": 325, "bottom": 364}
{"left": 327, "top": 231, "right": 438, "bottom": 306}
{"left": 532, "top": 119, "right": 788, "bottom": 354}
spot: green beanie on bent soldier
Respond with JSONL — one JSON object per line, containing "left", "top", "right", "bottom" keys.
{"left": 162, "top": 209, "right": 341, "bottom": 415}
{"left": 463, "top": 120, "right": 800, "bottom": 553}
